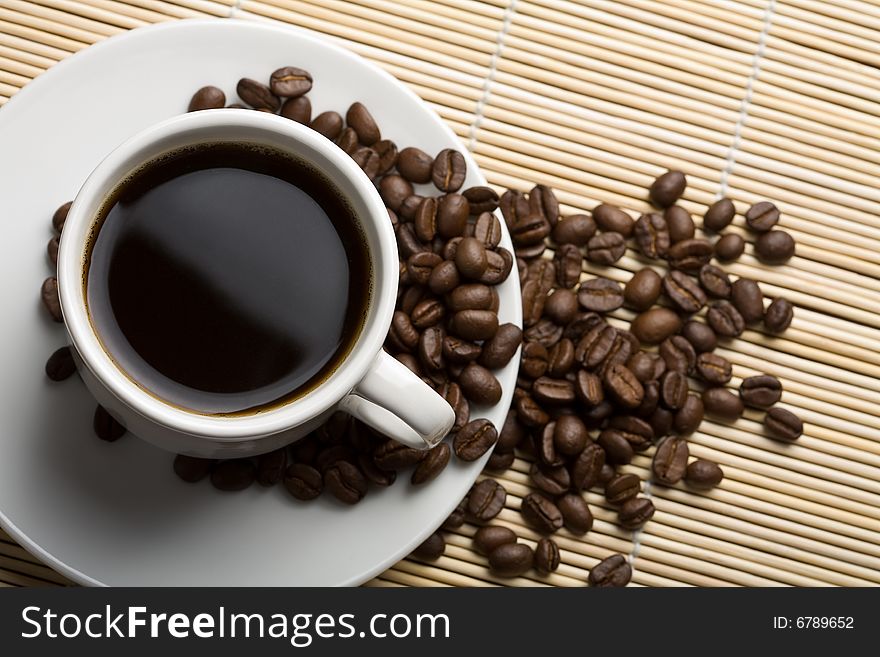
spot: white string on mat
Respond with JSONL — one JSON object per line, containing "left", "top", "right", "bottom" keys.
{"left": 467, "top": 0, "right": 518, "bottom": 152}
{"left": 717, "top": 0, "right": 776, "bottom": 199}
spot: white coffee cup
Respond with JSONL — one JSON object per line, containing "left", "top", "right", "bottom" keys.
{"left": 56, "top": 109, "right": 455, "bottom": 458}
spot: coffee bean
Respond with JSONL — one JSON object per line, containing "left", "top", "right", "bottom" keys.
{"left": 554, "top": 494, "right": 592, "bottom": 536}
{"left": 412, "top": 532, "right": 445, "bottom": 561}
{"left": 635, "top": 212, "right": 671, "bottom": 259}
{"left": 755, "top": 230, "right": 795, "bottom": 264}
{"left": 698, "top": 264, "right": 731, "bottom": 298}
{"left": 336, "top": 126, "right": 359, "bottom": 153}
{"left": 284, "top": 463, "right": 324, "bottom": 500}
{"left": 630, "top": 308, "right": 682, "bottom": 345}
{"left": 468, "top": 478, "right": 507, "bottom": 521}
{"left": 450, "top": 309, "right": 498, "bottom": 341}
{"left": 530, "top": 462, "right": 570, "bottom": 497}
{"left": 381, "top": 175, "right": 415, "bottom": 212}
{"left": 447, "top": 283, "right": 492, "bottom": 312}
{"left": 188, "top": 85, "right": 225, "bottom": 111}
{"left": 462, "top": 186, "right": 499, "bottom": 214}
{"left": 432, "top": 148, "right": 466, "bottom": 192}
{"left": 519, "top": 342, "right": 549, "bottom": 380}
{"left": 173, "top": 454, "right": 214, "bottom": 483}
{"left": 499, "top": 189, "right": 528, "bottom": 228}
{"left": 592, "top": 203, "right": 634, "bottom": 236}
{"left": 454, "top": 237, "right": 489, "bottom": 280}
{"left": 564, "top": 311, "right": 604, "bottom": 342}
{"left": 707, "top": 300, "right": 745, "bottom": 337}
{"left": 577, "top": 277, "right": 624, "bottom": 312}
{"left": 496, "top": 411, "right": 526, "bottom": 453}
{"left": 529, "top": 184, "right": 559, "bottom": 226}
{"left": 626, "top": 352, "right": 658, "bottom": 383}
{"left": 764, "top": 407, "right": 803, "bottom": 441}
{"left": 588, "top": 554, "right": 631, "bottom": 587}
{"left": 45, "top": 346, "right": 76, "bottom": 381}
{"left": 425, "top": 260, "right": 459, "bottom": 295}
{"left": 575, "top": 324, "right": 615, "bottom": 370}
{"left": 474, "top": 526, "right": 517, "bottom": 555}
{"left": 649, "top": 170, "right": 686, "bottom": 208}
{"left": 653, "top": 437, "right": 689, "bottom": 485}
{"left": 93, "top": 405, "right": 125, "bottom": 442}
{"left": 636, "top": 380, "right": 661, "bottom": 417}
{"left": 605, "top": 473, "right": 640, "bottom": 504}
{"left": 584, "top": 401, "right": 615, "bottom": 429}
{"left": 344, "top": 101, "right": 380, "bottom": 145}
{"left": 454, "top": 419, "right": 498, "bottom": 461}
{"left": 681, "top": 320, "right": 717, "bottom": 353}
{"left": 731, "top": 278, "right": 764, "bottom": 323}
{"left": 672, "top": 395, "right": 703, "bottom": 436}
{"left": 47, "top": 235, "right": 60, "bottom": 265}
{"left": 468, "top": 213, "right": 499, "bottom": 250}
{"left": 740, "top": 375, "right": 782, "bottom": 409}
{"left": 551, "top": 213, "right": 596, "bottom": 246}
{"left": 309, "top": 110, "right": 343, "bottom": 139}
{"left": 210, "top": 459, "right": 255, "bottom": 491}
{"left": 236, "top": 78, "right": 279, "bottom": 111}
{"left": 280, "top": 96, "right": 312, "bottom": 123}
{"left": 696, "top": 352, "right": 732, "bottom": 385}
{"left": 267, "top": 66, "right": 312, "bottom": 98}
{"left": 659, "top": 370, "right": 688, "bottom": 410}
{"left": 541, "top": 290, "right": 576, "bottom": 327}
{"left": 618, "top": 496, "right": 655, "bottom": 528}
{"left": 358, "top": 453, "right": 397, "bottom": 487}
{"left": 315, "top": 445, "right": 357, "bottom": 473}
{"left": 41, "top": 277, "right": 62, "bottom": 322}
{"left": 443, "top": 498, "right": 468, "bottom": 530}
{"left": 413, "top": 197, "right": 438, "bottom": 242}
{"left": 586, "top": 232, "right": 627, "bottom": 265}
{"left": 256, "top": 448, "right": 288, "bottom": 486}
{"left": 569, "top": 443, "right": 605, "bottom": 491}
{"left": 764, "top": 297, "right": 794, "bottom": 333}
{"left": 702, "top": 387, "right": 744, "bottom": 421}
{"left": 668, "top": 238, "right": 713, "bottom": 271}
{"left": 650, "top": 407, "right": 674, "bottom": 440}
{"left": 52, "top": 201, "right": 71, "bottom": 234}
{"left": 478, "top": 323, "right": 522, "bottom": 370}
{"left": 659, "top": 335, "right": 696, "bottom": 374}
{"left": 532, "top": 376, "right": 575, "bottom": 406}
{"left": 521, "top": 493, "right": 564, "bottom": 533}
{"left": 663, "top": 270, "right": 706, "bottom": 314}
{"left": 574, "top": 370, "right": 604, "bottom": 407}
{"left": 521, "top": 279, "right": 547, "bottom": 328}
{"left": 533, "top": 538, "right": 560, "bottom": 574}
{"left": 532, "top": 422, "right": 564, "bottom": 468}
{"left": 523, "top": 318, "right": 563, "bottom": 348}
{"left": 388, "top": 311, "right": 419, "bottom": 353}
{"left": 511, "top": 213, "right": 551, "bottom": 246}
{"left": 489, "top": 543, "right": 534, "bottom": 577}
{"left": 550, "top": 244, "right": 582, "bottom": 289}
{"left": 459, "top": 363, "right": 503, "bottom": 405}
{"left": 374, "top": 440, "right": 425, "bottom": 470}
{"left": 411, "top": 442, "right": 451, "bottom": 485}
{"left": 412, "top": 298, "right": 445, "bottom": 329}
{"left": 624, "top": 267, "right": 662, "bottom": 311}
{"left": 396, "top": 146, "right": 434, "bottom": 183}
{"left": 351, "top": 146, "right": 380, "bottom": 178}
{"left": 553, "top": 414, "right": 588, "bottom": 455}
{"left": 686, "top": 459, "right": 724, "bottom": 489}
{"left": 437, "top": 193, "right": 469, "bottom": 238}
{"left": 598, "top": 429, "right": 634, "bottom": 465}
{"left": 745, "top": 200, "right": 779, "bottom": 232}
{"left": 714, "top": 233, "right": 745, "bottom": 261}
{"left": 546, "top": 339, "right": 575, "bottom": 378}
{"left": 665, "top": 205, "right": 695, "bottom": 242}
{"left": 407, "top": 251, "right": 442, "bottom": 286}
{"left": 324, "top": 461, "right": 368, "bottom": 504}
{"left": 703, "top": 198, "right": 735, "bottom": 232}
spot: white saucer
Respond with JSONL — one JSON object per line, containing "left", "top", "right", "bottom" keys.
{"left": 0, "top": 19, "right": 521, "bottom": 586}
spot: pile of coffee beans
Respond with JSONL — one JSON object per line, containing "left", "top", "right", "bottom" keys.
{"left": 42, "top": 65, "right": 803, "bottom": 587}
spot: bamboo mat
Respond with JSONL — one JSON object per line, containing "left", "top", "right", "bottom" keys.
{"left": 1, "top": 0, "right": 879, "bottom": 588}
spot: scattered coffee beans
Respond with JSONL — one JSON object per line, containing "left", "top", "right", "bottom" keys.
{"left": 412, "top": 532, "right": 446, "bottom": 561}
{"left": 534, "top": 537, "right": 561, "bottom": 574}
{"left": 764, "top": 407, "right": 803, "bottom": 441}
{"left": 588, "top": 554, "right": 632, "bottom": 587}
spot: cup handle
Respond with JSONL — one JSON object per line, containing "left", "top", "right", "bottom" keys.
{"left": 339, "top": 350, "right": 455, "bottom": 450}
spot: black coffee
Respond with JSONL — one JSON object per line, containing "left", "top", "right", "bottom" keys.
{"left": 86, "top": 142, "right": 370, "bottom": 415}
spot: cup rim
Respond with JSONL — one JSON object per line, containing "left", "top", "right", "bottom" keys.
{"left": 56, "top": 110, "right": 397, "bottom": 441}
